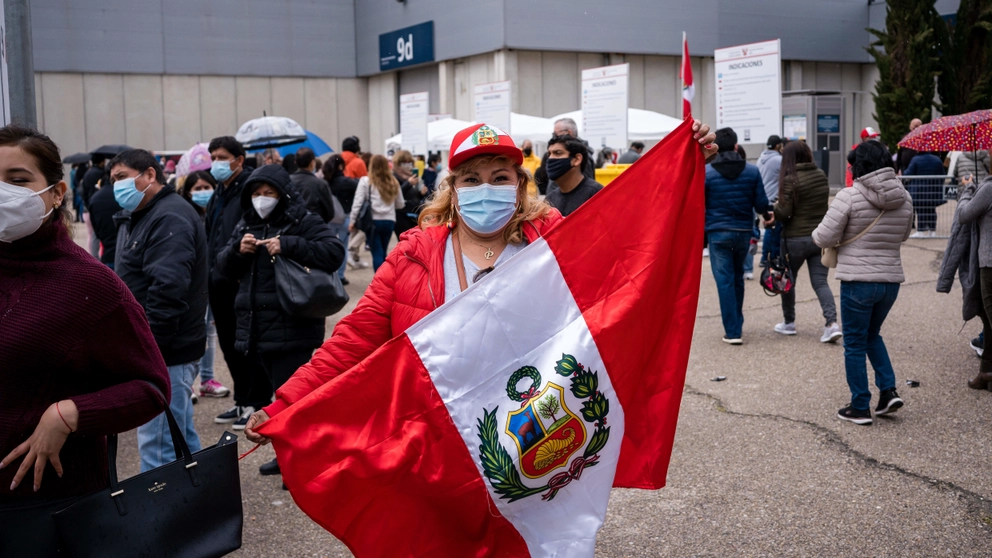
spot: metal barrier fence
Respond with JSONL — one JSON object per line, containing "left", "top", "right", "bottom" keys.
{"left": 895, "top": 175, "right": 960, "bottom": 239}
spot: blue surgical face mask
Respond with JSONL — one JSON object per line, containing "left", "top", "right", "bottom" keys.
{"left": 191, "top": 190, "right": 214, "bottom": 208}
{"left": 113, "top": 175, "right": 152, "bottom": 212}
{"left": 211, "top": 160, "right": 233, "bottom": 182}
{"left": 455, "top": 183, "right": 518, "bottom": 235}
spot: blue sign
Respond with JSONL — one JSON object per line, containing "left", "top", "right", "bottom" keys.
{"left": 817, "top": 115, "right": 840, "bottom": 133}
{"left": 379, "top": 21, "right": 434, "bottom": 72}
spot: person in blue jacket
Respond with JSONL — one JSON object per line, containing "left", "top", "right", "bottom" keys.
{"left": 903, "top": 151, "right": 947, "bottom": 238}
{"left": 705, "top": 127, "right": 772, "bottom": 345}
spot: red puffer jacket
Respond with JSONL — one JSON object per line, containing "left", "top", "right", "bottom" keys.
{"left": 264, "top": 211, "right": 563, "bottom": 417}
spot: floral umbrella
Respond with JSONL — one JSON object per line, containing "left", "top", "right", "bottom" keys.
{"left": 175, "top": 142, "right": 212, "bottom": 178}
{"left": 898, "top": 109, "right": 992, "bottom": 178}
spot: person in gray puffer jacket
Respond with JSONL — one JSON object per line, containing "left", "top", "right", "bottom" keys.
{"left": 952, "top": 175, "right": 992, "bottom": 391}
{"left": 812, "top": 141, "right": 913, "bottom": 426}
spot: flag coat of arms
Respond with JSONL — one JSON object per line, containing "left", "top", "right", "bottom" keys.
{"left": 682, "top": 31, "right": 694, "bottom": 118}
{"left": 258, "top": 119, "right": 706, "bottom": 557}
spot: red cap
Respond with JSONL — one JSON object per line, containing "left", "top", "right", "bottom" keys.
{"left": 448, "top": 124, "right": 523, "bottom": 170}
{"left": 860, "top": 127, "right": 880, "bottom": 140}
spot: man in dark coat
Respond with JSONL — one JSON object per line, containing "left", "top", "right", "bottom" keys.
{"left": 109, "top": 149, "right": 207, "bottom": 472}
{"left": 86, "top": 183, "right": 120, "bottom": 268}
{"left": 203, "top": 136, "right": 269, "bottom": 429}
{"left": 289, "top": 147, "right": 335, "bottom": 223}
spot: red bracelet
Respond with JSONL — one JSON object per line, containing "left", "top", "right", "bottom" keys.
{"left": 56, "top": 401, "right": 74, "bottom": 433}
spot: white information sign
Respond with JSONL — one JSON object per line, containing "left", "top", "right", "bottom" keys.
{"left": 714, "top": 39, "right": 781, "bottom": 143}
{"left": 399, "top": 91, "right": 429, "bottom": 155}
{"left": 581, "top": 64, "right": 629, "bottom": 150}
{"left": 473, "top": 81, "right": 511, "bottom": 132}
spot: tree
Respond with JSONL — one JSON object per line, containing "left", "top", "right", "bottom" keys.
{"left": 867, "top": 0, "right": 943, "bottom": 148}
{"left": 537, "top": 395, "right": 560, "bottom": 423}
{"left": 936, "top": 0, "right": 992, "bottom": 115}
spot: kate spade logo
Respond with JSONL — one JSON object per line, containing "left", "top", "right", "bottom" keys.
{"left": 148, "top": 481, "right": 167, "bottom": 493}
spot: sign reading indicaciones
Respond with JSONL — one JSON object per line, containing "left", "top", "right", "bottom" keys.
{"left": 714, "top": 39, "right": 782, "bottom": 143}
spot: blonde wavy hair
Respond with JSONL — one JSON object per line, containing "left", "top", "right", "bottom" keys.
{"left": 418, "top": 154, "right": 551, "bottom": 244}
{"left": 368, "top": 154, "right": 400, "bottom": 203}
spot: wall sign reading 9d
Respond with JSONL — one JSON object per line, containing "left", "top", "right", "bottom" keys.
{"left": 379, "top": 21, "right": 435, "bottom": 72}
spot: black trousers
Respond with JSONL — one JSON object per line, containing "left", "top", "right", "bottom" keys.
{"left": 253, "top": 348, "right": 315, "bottom": 392}
{"left": 209, "top": 277, "right": 272, "bottom": 408}
{"left": 977, "top": 268, "right": 992, "bottom": 373}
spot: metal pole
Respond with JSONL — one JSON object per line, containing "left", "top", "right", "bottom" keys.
{"left": 4, "top": 0, "right": 36, "bottom": 128}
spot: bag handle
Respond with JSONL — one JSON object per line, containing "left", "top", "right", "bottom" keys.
{"left": 835, "top": 210, "right": 886, "bottom": 249}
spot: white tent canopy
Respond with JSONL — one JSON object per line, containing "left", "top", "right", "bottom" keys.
{"left": 550, "top": 108, "right": 683, "bottom": 145}
{"left": 385, "top": 117, "right": 476, "bottom": 153}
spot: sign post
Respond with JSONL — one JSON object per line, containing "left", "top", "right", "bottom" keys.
{"left": 400, "top": 92, "right": 429, "bottom": 155}
{"left": 473, "top": 81, "right": 511, "bottom": 133}
{"left": 581, "top": 64, "right": 629, "bottom": 151}
{"left": 714, "top": 39, "right": 781, "bottom": 143}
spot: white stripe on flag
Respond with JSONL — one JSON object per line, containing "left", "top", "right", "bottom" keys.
{"left": 408, "top": 238, "right": 625, "bottom": 558}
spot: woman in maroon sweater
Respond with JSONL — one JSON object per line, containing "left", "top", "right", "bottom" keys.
{"left": 0, "top": 126, "right": 170, "bottom": 557}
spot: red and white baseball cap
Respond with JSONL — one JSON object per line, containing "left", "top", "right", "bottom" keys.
{"left": 448, "top": 124, "right": 523, "bottom": 170}
{"left": 860, "top": 127, "right": 880, "bottom": 140}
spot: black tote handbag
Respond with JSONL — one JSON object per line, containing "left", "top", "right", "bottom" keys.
{"left": 52, "top": 409, "right": 243, "bottom": 558}
{"left": 273, "top": 253, "right": 350, "bottom": 318}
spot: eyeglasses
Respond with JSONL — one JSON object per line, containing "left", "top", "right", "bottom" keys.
{"left": 473, "top": 266, "right": 495, "bottom": 284}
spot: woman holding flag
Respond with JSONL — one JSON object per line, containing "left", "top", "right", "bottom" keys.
{"left": 244, "top": 120, "right": 716, "bottom": 442}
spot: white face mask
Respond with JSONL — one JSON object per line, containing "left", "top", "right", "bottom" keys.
{"left": 252, "top": 196, "right": 278, "bottom": 219}
{"left": 0, "top": 182, "right": 55, "bottom": 243}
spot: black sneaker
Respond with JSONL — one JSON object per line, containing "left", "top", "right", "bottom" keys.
{"left": 215, "top": 405, "right": 244, "bottom": 424}
{"left": 971, "top": 336, "right": 984, "bottom": 357}
{"left": 232, "top": 406, "right": 256, "bottom": 431}
{"left": 341, "top": 277, "right": 350, "bottom": 286}
{"left": 837, "top": 405, "right": 872, "bottom": 425}
{"left": 875, "top": 389, "right": 904, "bottom": 416}
{"left": 259, "top": 458, "right": 281, "bottom": 476}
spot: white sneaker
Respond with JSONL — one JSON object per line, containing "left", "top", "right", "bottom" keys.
{"left": 774, "top": 322, "right": 797, "bottom": 335}
{"left": 821, "top": 323, "right": 843, "bottom": 343}
{"left": 347, "top": 258, "right": 370, "bottom": 270}
{"left": 909, "top": 231, "right": 927, "bottom": 239}
{"left": 927, "top": 230, "right": 937, "bottom": 238}
{"left": 721, "top": 337, "right": 743, "bottom": 345}
{"left": 703, "top": 248, "right": 710, "bottom": 258}
{"left": 744, "top": 272, "right": 754, "bottom": 280}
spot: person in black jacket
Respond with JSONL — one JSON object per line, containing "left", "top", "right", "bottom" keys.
{"left": 391, "top": 150, "right": 427, "bottom": 239}
{"left": 216, "top": 164, "right": 344, "bottom": 477}
{"left": 204, "top": 136, "right": 269, "bottom": 428}
{"left": 80, "top": 155, "right": 107, "bottom": 257}
{"left": 289, "top": 147, "right": 335, "bottom": 223}
{"left": 322, "top": 154, "right": 359, "bottom": 283}
{"left": 85, "top": 182, "right": 120, "bottom": 268}
{"left": 108, "top": 149, "right": 207, "bottom": 472}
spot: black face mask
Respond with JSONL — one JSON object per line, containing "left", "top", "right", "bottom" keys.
{"left": 522, "top": 147, "right": 533, "bottom": 157}
{"left": 546, "top": 157, "right": 574, "bottom": 181}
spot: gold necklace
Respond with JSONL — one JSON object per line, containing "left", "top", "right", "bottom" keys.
{"left": 461, "top": 234, "right": 502, "bottom": 260}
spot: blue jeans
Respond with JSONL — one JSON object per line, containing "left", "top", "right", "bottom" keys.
{"left": 840, "top": 282, "right": 900, "bottom": 410}
{"left": 370, "top": 219, "right": 394, "bottom": 271}
{"left": 198, "top": 306, "right": 215, "bottom": 382}
{"left": 335, "top": 216, "right": 350, "bottom": 279}
{"left": 137, "top": 361, "right": 201, "bottom": 472}
{"left": 708, "top": 231, "right": 751, "bottom": 339}
{"left": 762, "top": 223, "right": 782, "bottom": 266}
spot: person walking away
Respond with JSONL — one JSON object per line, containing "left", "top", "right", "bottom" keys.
{"left": 289, "top": 147, "right": 335, "bottom": 224}
{"left": 80, "top": 155, "right": 107, "bottom": 257}
{"left": 704, "top": 127, "right": 771, "bottom": 345}
{"left": 544, "top": 134, "right": 603, "bottom": 217}
{"left": 109, "top": 149, "right": 207, "bottom": 470}
{"left": 617, "top": 142, "right": 645, "bottom": 164}
{"left": 180, "top": 170, "right": 231, "bottom": 400}
{"left": 341, "top": 136, "right": 368, "bottom": 179}
{"left": 205, "top": 137, "right": 272, "bottom": 429}
{"left": 350, "top": 155, "right": 404, "bottom": 271}
{"left": 520, "top": 140, "right": 541, "bottom": 197}
{"left": 86, "top": 177, "right": 121, "bottom": 269}
{"left": 323, "top": 154, "right": 360, "bottom": 283}
{"left": 757, "top": 135, "right": 784, "bottom": 265}
{"left": 904, "top": 151, "right": 946, "bottom": 238}
{"left": 0, "top": 127, "right": 170, "bottom": 558}
{"left": 812, "top": 141, "right": 913, "bottom": 425}
{"left": 216, "top": 164, "right": 343, "bottom": 478}
{"left": 772, "top": 141, "right": 841, "bottom": 342}
{"left": 392, "top": 150, "right": 428, "bottom": 238}
{"left": 951, "top": 174, "right": 992, "bottom": 390}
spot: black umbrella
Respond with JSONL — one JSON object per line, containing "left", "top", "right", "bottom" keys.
{"left": 90, "top": 144, "right": 133, "bottom": 157}
{"left": 62, "top": 152, "right": 91, "bottom": 165}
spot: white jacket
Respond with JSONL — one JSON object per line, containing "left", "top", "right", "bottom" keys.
{"left": 350, "top": 176, "right": 404, "bottom": 223}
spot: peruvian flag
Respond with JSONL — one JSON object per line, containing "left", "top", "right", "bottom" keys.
{"left": 257, "top": 119, "right": 706, "bottom": 557}
{"left": 682, "top": 31, "right": 694, "bottom": 119}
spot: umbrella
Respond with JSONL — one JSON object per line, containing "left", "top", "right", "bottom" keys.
{"left": 235, "top": 116, "right": 307, "bottom": 150}
{"left": 898, "top": 109, "right": 992, "bottom": 179}
{"left": 62, "top": 152, "right": 91, "bottom": 165}
{"left": 275, "top": 130, "right": 332, "bottom": 158}
{"left": 176, "top": 142, "right": 212, "bottom": 177}
{"left": 90, "top": 144, "right": 133, "bottom": 157}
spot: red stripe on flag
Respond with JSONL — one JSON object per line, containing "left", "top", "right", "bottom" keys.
{"left": 543, "top": 119, "right": 706, "bottom": 489}
{"left": 259, "top": 335, "right": 529, "bottom": 557}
